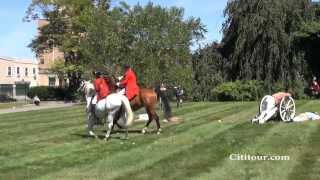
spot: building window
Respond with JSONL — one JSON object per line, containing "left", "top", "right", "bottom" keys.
{"left": 33, "top": 68, "right": 36, "bottom": 75}
{"left": 49, "top": 77, "right": 56, "bottom": 87}
{"left": 12, "top": 67, "right": 16, "bottom": 76}
{"left": 25, "top": 68, "right": 28, "bottom": 76}
{"left": 17, "top": 67, "right": 20, "bottom": 76}
{"left": 7, "top": 67, "right": 11, "bottom": 76}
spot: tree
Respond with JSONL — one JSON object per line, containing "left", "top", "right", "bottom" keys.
{"left": 25, "top": 0, "right": 111, "bottom": 90}
{"left": 192, "top": 42, "right": 229, "bottom": 101}
{"left": 26, "top": 1, "right": 206, "bottom": 94}
{"left": 221, "top": 0, "right": 310, "bottom": 93}
{"left": 80, "top": 2, "right": 206, "bottom": 92}
{"left": 293, "top": 2, "right": 320, "bottom": 79}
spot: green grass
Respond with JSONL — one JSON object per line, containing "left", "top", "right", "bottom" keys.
{"left": 0, "top": 101, "right": 320, "bottom": 180}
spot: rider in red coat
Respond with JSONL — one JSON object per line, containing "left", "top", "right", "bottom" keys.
{"left": 120, "top": 65, "right": 140, "bottom": 101}
{"left": 94, "top": 71, "right": 110, "bottom": 102}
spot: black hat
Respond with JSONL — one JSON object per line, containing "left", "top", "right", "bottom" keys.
{"left": 95, "top": 71, "right": 102, "bottom": 76}
{"left": 123, "top": 64, "right": 130, "bottom": 69}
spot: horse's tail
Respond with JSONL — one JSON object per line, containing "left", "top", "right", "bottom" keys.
{"left": 119, "top": 95, "right": 134, "bottom": 126}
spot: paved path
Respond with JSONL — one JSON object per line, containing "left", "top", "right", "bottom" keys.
{"left": 0, "top": 101, "right": 79, "bottom": 114}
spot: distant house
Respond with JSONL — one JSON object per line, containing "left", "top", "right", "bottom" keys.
{"left": 0, "top": 56, "right": 38, "bottom": 99}
{"left": 0, "top": 20, "right": 67, "bottom": 100}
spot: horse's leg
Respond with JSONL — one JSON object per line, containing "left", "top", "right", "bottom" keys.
{"left": 86, "top": 97, "right": 96, "bottom": 137}
{"left": 88, "top": 112, "right": 98, "bottom": 138}
{"left": 142, "top": 111, "right": 152, "bottom": 134}
{"left": 113, "top": 105, "right": 125, "bottom": 129}
{"left": 153, "top": 112, "right": 162, "bottom": 134}
{"left": 143, "top": 108, "right": 161, "bottom": 134}
{"left": 105, "top": 112, "right": 115, "bottom": 141}
{"left": 116, "top": 106, "right": 129, "bottom": 140}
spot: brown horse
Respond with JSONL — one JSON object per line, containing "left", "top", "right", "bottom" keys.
{"left": 105, "top": 76, "right": 162, "bottom": 134}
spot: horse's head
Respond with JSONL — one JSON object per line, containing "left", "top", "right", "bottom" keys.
{"left": 78, "top": 80, "right": 95, "bottom": 97}
{"left": 78, "top": 80, "right": 88, "bottom": 92}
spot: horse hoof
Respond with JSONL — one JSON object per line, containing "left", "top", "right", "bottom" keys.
{"left": 89, "top": 131, "right": 98, "bottom": 138}
{"left": 157, "top": 128, "right": 162, "bottom": 135}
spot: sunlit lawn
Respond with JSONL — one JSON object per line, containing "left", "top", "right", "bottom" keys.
{"left": 0, "top": 101, "right": 319, "bottom": 180}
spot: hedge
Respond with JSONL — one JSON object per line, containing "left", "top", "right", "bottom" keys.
{"left": 27, "top": 86, "right": 77, "bottom": 101}
{"left": 211, "top": 80, "right": 264, "bottom": 101}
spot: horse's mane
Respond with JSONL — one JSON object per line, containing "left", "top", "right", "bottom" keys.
{"left": 103, "top": 76, "right": 117, "bottom": 93}
{"left": 83, "top": 81, "right": 95, "bottom": 97}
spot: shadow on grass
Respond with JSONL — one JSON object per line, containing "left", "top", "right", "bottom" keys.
{"left": 71, "top": 133, "right": 128, "bottom": 141}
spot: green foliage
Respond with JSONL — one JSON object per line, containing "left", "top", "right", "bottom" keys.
{"left": 50, "top": 60, "right": 84, "bottom": 82}
{"left": 26, "top": 1, "right": 206, "bottom": 93}
{"left": 293, "top": 3, "right": 320, "bottom": 79}
{"left": 80, "top": 2, "right": 206, "bottom": 91}
{"left": 212, "top": 80, "right": 264, "bottom": 101}
{"left": 192, "top": 43, "right": 228, "bottom": 101}
{"left": 221, "top": 0, "right": 310, "bottom": 89}
{"left": 25, "top": 0, "right": 107, "bottom": 89}
{"left": 27, "top": 86, "right": 76, "bottom": 100}
{"left": 26, "top": 0, "right": 320, "bottom": 101}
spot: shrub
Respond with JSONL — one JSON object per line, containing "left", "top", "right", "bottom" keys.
{"left": 270, "top": 80, "right": 309, "bottom": 100}
{"left": 27, "top": 86, "right": 77, "bottom": 101}
{"left": 211, "top": 80, "right": 264, "bottom": 101}
{"left": 0, "top": 94, "right": 16, "bottom": 102}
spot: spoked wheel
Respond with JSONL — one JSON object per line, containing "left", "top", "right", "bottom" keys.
{"left": 279, "top": 96, "right": 295, "bottom": 122}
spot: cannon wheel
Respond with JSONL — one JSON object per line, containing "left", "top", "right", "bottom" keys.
{"left": 279, "top": 96, "right": 295, "bottom": 122}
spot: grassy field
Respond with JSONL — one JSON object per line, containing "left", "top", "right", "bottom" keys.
{"left": 0, "top": 101, "right": 320, "bottom": 180}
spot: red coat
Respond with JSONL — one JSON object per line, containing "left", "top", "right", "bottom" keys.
{"left": 120, "top": 68, "right": 140, "bottom": 100}
{"left": 94, "top": 77, "right": 110, "bottom": 101}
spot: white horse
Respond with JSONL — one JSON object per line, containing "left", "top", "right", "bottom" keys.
{"left": 78, "top": 80, "right": 133, "bottom": 140}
